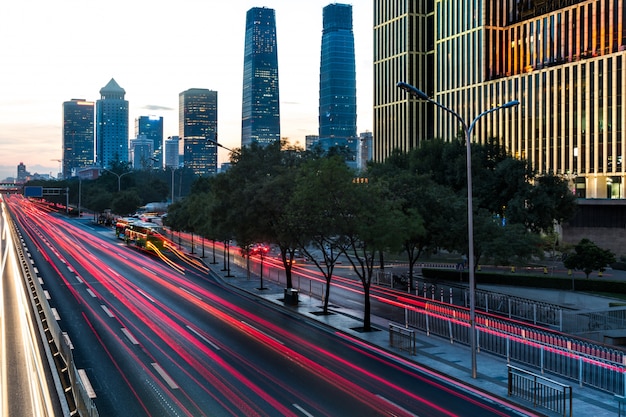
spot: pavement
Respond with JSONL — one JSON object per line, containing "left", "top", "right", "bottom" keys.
{"left": 205, "top": 258, "right": 626, "bottom": 417}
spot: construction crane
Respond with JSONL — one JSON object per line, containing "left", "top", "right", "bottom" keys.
{"left": 50, "top": 159, "right": 62, "bottom": 179}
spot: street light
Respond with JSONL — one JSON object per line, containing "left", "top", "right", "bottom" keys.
{"left": 397, "top": 81, "right": 519, "bottom": 379}
{"left": 101, "top": 168, "right": 132, "bottom": 192}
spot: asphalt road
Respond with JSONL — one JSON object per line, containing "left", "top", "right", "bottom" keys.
{"left": 6, "top": 195, "right": 535, "bottom": 416}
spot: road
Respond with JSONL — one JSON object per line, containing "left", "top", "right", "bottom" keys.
{"left": 0, "top": 196, "right": 65, "bottom": 416}
{"left": 6, "top": 195, "right": 534, "bottom": 416}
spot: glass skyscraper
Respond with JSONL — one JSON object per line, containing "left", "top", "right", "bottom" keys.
{"left": 241, "top": 7, "right": 280, "bottom": 148}
{"left": 136, "top": 115, "right": 164, "bottom": 168}
{"left": 62, "top": 99, "right": 94, "bottom": 178}
{"left": 374, "top": 0, "right": 626, "bottom": 198}
{"left": 318, "top": 3, "right": 357, "bottom": 163}
{"left": 179, "top": 88, "right": 218, "bottom": 176}
{"left": 96, "top": 78, "right": 129, "bottom": 168}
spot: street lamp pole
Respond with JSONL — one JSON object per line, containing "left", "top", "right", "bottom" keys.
{"left": 397, "top": 82, "right": 519, "bottom": 379}
{"left": 101, "top": 168, "right": 131, "bottom": 192}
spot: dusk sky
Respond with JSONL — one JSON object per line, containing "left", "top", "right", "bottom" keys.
{"left": 0, "top": 0, "right": 373, "bottom": 180}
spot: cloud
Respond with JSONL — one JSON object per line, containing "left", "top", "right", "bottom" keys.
{"left": 141, "top": 104, "right": 175, "bottom": 111}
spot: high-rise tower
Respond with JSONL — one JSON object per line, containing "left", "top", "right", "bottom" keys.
{"left": 179, "top": 88, "right": 218, "bottom": 176}
{"left": 374, "top": 0, "right": 626, "bottom": 198}
{"left": 136, "top": 115, "right": 164, "bottom": 168}
{"left": 241, "top": 7, "right": 280, "bottom": 148}
{"left": 62, "top": 99, "right": 94, "bottom": 178}
{"left": 373, "top": 1, "right": 434, "bottom": 162}
{"left": 96, "top": 78, "right": 129, "bottom": 168}
{"left": 318, "top": 3, "right": 357, "bottom": 163}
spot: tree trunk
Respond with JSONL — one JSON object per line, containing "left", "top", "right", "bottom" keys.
{"left": 363, "top": 283, "right": 371, "bottom": 331}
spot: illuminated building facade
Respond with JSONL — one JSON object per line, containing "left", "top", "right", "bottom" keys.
{"left": 136, "top": 115, "right": 164, "bottom": 168}
{"left": 319, "top": 3, "right": 358, "bottom": 165}
{"left": 96, "top": 78, "right": 129, "bottom": 168}
{"left": 374, "top": 0, "right": 626, "bottom": 198}
{"left": 63, "top": 98, "right": 94, "bottom": 178}
{"left": 179, "top": 88, "right": 218, "bottom": 176}
{"left": 242, "top": 7, "right": 280, "bottom": 147}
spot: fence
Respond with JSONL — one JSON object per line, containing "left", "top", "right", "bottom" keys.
{"left": 389, "top": 323, "right": 416, "bottom": 355}
{"left": 10, "top": 213, "right": 99, "bottom": 417}
{"left": 508, "top": 365, "right": 572, "bottom": 417}
{"left": 234, "top": 251, "right": 626, "bottom": 396}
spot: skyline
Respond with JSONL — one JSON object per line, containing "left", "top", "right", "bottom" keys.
{"left": 0, "top": 1, "right": 373, "bottom": 180}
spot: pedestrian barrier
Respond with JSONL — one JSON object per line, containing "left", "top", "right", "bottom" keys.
{"left": 389, "top": 323, "right": 416, "bottom": 355}
{"left": 507, "top": 365, "right": 572, "bottom": 417}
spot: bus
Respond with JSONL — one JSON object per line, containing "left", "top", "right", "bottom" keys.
{"left": 124, "top": 221, "right": 166, "bottom": 252}
{"left": 115, "top": 217, "right": 137, "bottom": 239}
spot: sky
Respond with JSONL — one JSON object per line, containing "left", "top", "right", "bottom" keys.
{"left": 0, "top": 0, "right": 373, "bottom": 180}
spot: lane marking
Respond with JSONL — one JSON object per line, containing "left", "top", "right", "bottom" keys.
{"left": 137, "top": 289, "right": 155, "bottom": 303}
{"left": 38, "top": 277, "right": 44, "bottom": 285}
{"left": 63, "top": 332, "right": 74, "bottom": 350}
{"left": 151, "top": 363, "right": 179, "bottom": 389}
{"left": 101, "top": 305, "right": 115, "bottom": 318}
{"left": 75, "top": 276, "right": 83, "bottom": 284}
{"left": 186, "top": 325, "right": 220, "bottom": 350}
{"left": 179, "top": 286, "right": 201, "bottom": 300}
{"left": 51, "top": 308, "right": 61, "bottom": 321}
{"left": 241, "top": 321, "right": 284, "bottom": 345}
{"left": 43, "top": 290, "right": 51, "bottom": 300}
{"left": 292, "top": 403, "right": 314, "bottom": 417}
{"left": 142, "top": 266, "right": 156, "bottom": 275}
{"left": 78, "top": 369, "right": 97, "bottom": 398}
{"left": 86, "top": 288, "right": 96, "bottom": 298}
{"left": 376, "top": 394, "right": 420, "bottom": 417}
{"left": 121, "top": 328, "right": 139, "bottom": 345}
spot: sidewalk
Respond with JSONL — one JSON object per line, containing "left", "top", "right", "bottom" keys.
{"left": 210, "top": 260, "right": 622, "bottom": 417}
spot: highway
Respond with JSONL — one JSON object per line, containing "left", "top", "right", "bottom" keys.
{"left": 5, "top": 195, "right": 533, "bottom": 416}
{"left": 0, "top": 197, "right": 65, "bottom": 416}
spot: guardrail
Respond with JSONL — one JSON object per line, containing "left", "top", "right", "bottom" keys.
{"left": 389, "top": 323, "right": 416, "bottom": 355}
{"left": 508, "top": 365, "right": 572, "bottom": 417}
{"left": 9, "top": 211, "right": 99, "bottom": 417}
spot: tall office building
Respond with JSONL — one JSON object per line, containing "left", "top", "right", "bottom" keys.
{"left": 62, "top": 99, "right": 94, "bottom": 178}
{"left": 319, "top": 3, "right": 358, "bottom": 165}
{"left": 241, "top": 7, "right": 281, "bottom": 148}
{"left": 136, "top": 115, "right": 164, "bottom": 168}
{"left": 179, "top": 88, "right": 218, "bottom": 176}
{"left": 373, "top": 1, "right": 434, "bottom": 162}
{"left": 130, "top": 135, "right": 153, "bottom": 170}
{"left": 96, "top": 78, "right": 129, "bottom": 168}
{"left": 164, "top": 136, "right": 180, "bottom": 169}
{"left": 374, "top": 1, "right": 626, "bottom": 198}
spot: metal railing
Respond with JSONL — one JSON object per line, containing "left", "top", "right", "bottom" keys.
{"left": 389, "top": 323, "right": 416, "bottom": 355}
{"left": 508, "top": 365, "right": 572, "bottom": 417}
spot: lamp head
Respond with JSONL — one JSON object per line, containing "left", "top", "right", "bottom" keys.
{"left": 396, "top": 82, "right": 430, "bottom": 100}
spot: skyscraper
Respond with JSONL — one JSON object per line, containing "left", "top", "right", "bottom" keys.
{"left": 96, "top": 78, "right": 129, "bottom": 168}
{"left": 241, "top": 7, "right": 280, "bottom": 148}
{"left": 373, "top": 1, "right": 434, "bottom": 162}
{"left": 62, "top": 99, "right": 94, "bottom": 178}
{"left": 318, "top": 3, "right": 357, "bottom": 163}
{"left": 179, "top": 88, "right": 218, "bottom": 176}
{"left": 136, "top": 115, "right": 164, "bottom": 168}
{"left": 374, "top": 0, "right": 626, "bottom": 198}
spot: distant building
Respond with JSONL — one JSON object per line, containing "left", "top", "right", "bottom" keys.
{"left": 241, "top": 7, "right": 281, "bottom": 148}
{"left": 96, "top": 78, "right": 129, "bottom": 168}
{"left": 17, "top": 162, "right": 28, "bottom": 182}
{"left": 164, "top": 136, "right": 180, "bottom": 169}
{"left": 130, "top": 135, "right": 154, "bottom": 170}
{"left": 62, "top": 99, "right": 94, "bottom": 179}
{"left": 136, "top": 115, "right": 163, "bottom": 169}
{"left": 318, "top": 3, "right": 357, "bottom": 165}
{"left": 305, "top": 135, "right": 320, "bottom": 151}
{"left": 179, "top": 88, "right": 218, "bottom": 176}
{"left": 357, "top": 131, "right": 373, "bottom": 172}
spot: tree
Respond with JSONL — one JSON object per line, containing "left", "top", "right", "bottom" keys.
{"left": 288, "top": 156, "right": 353, "bottom": 314}
{"left": 563, "top": 238, "right": 616, "bottom": 281}
{"left": 339, "top": 181, "right": 405, "bottom": 331}
{"left": 110, "top": 189, "right": 141, "bottom": 216}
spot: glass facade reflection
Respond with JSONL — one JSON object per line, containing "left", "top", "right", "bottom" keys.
{"left": 375, "top": 0, "right": 626, "bottom": 198}
{"left": 242, "top": 7, "right": 280, "bottom": 148}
